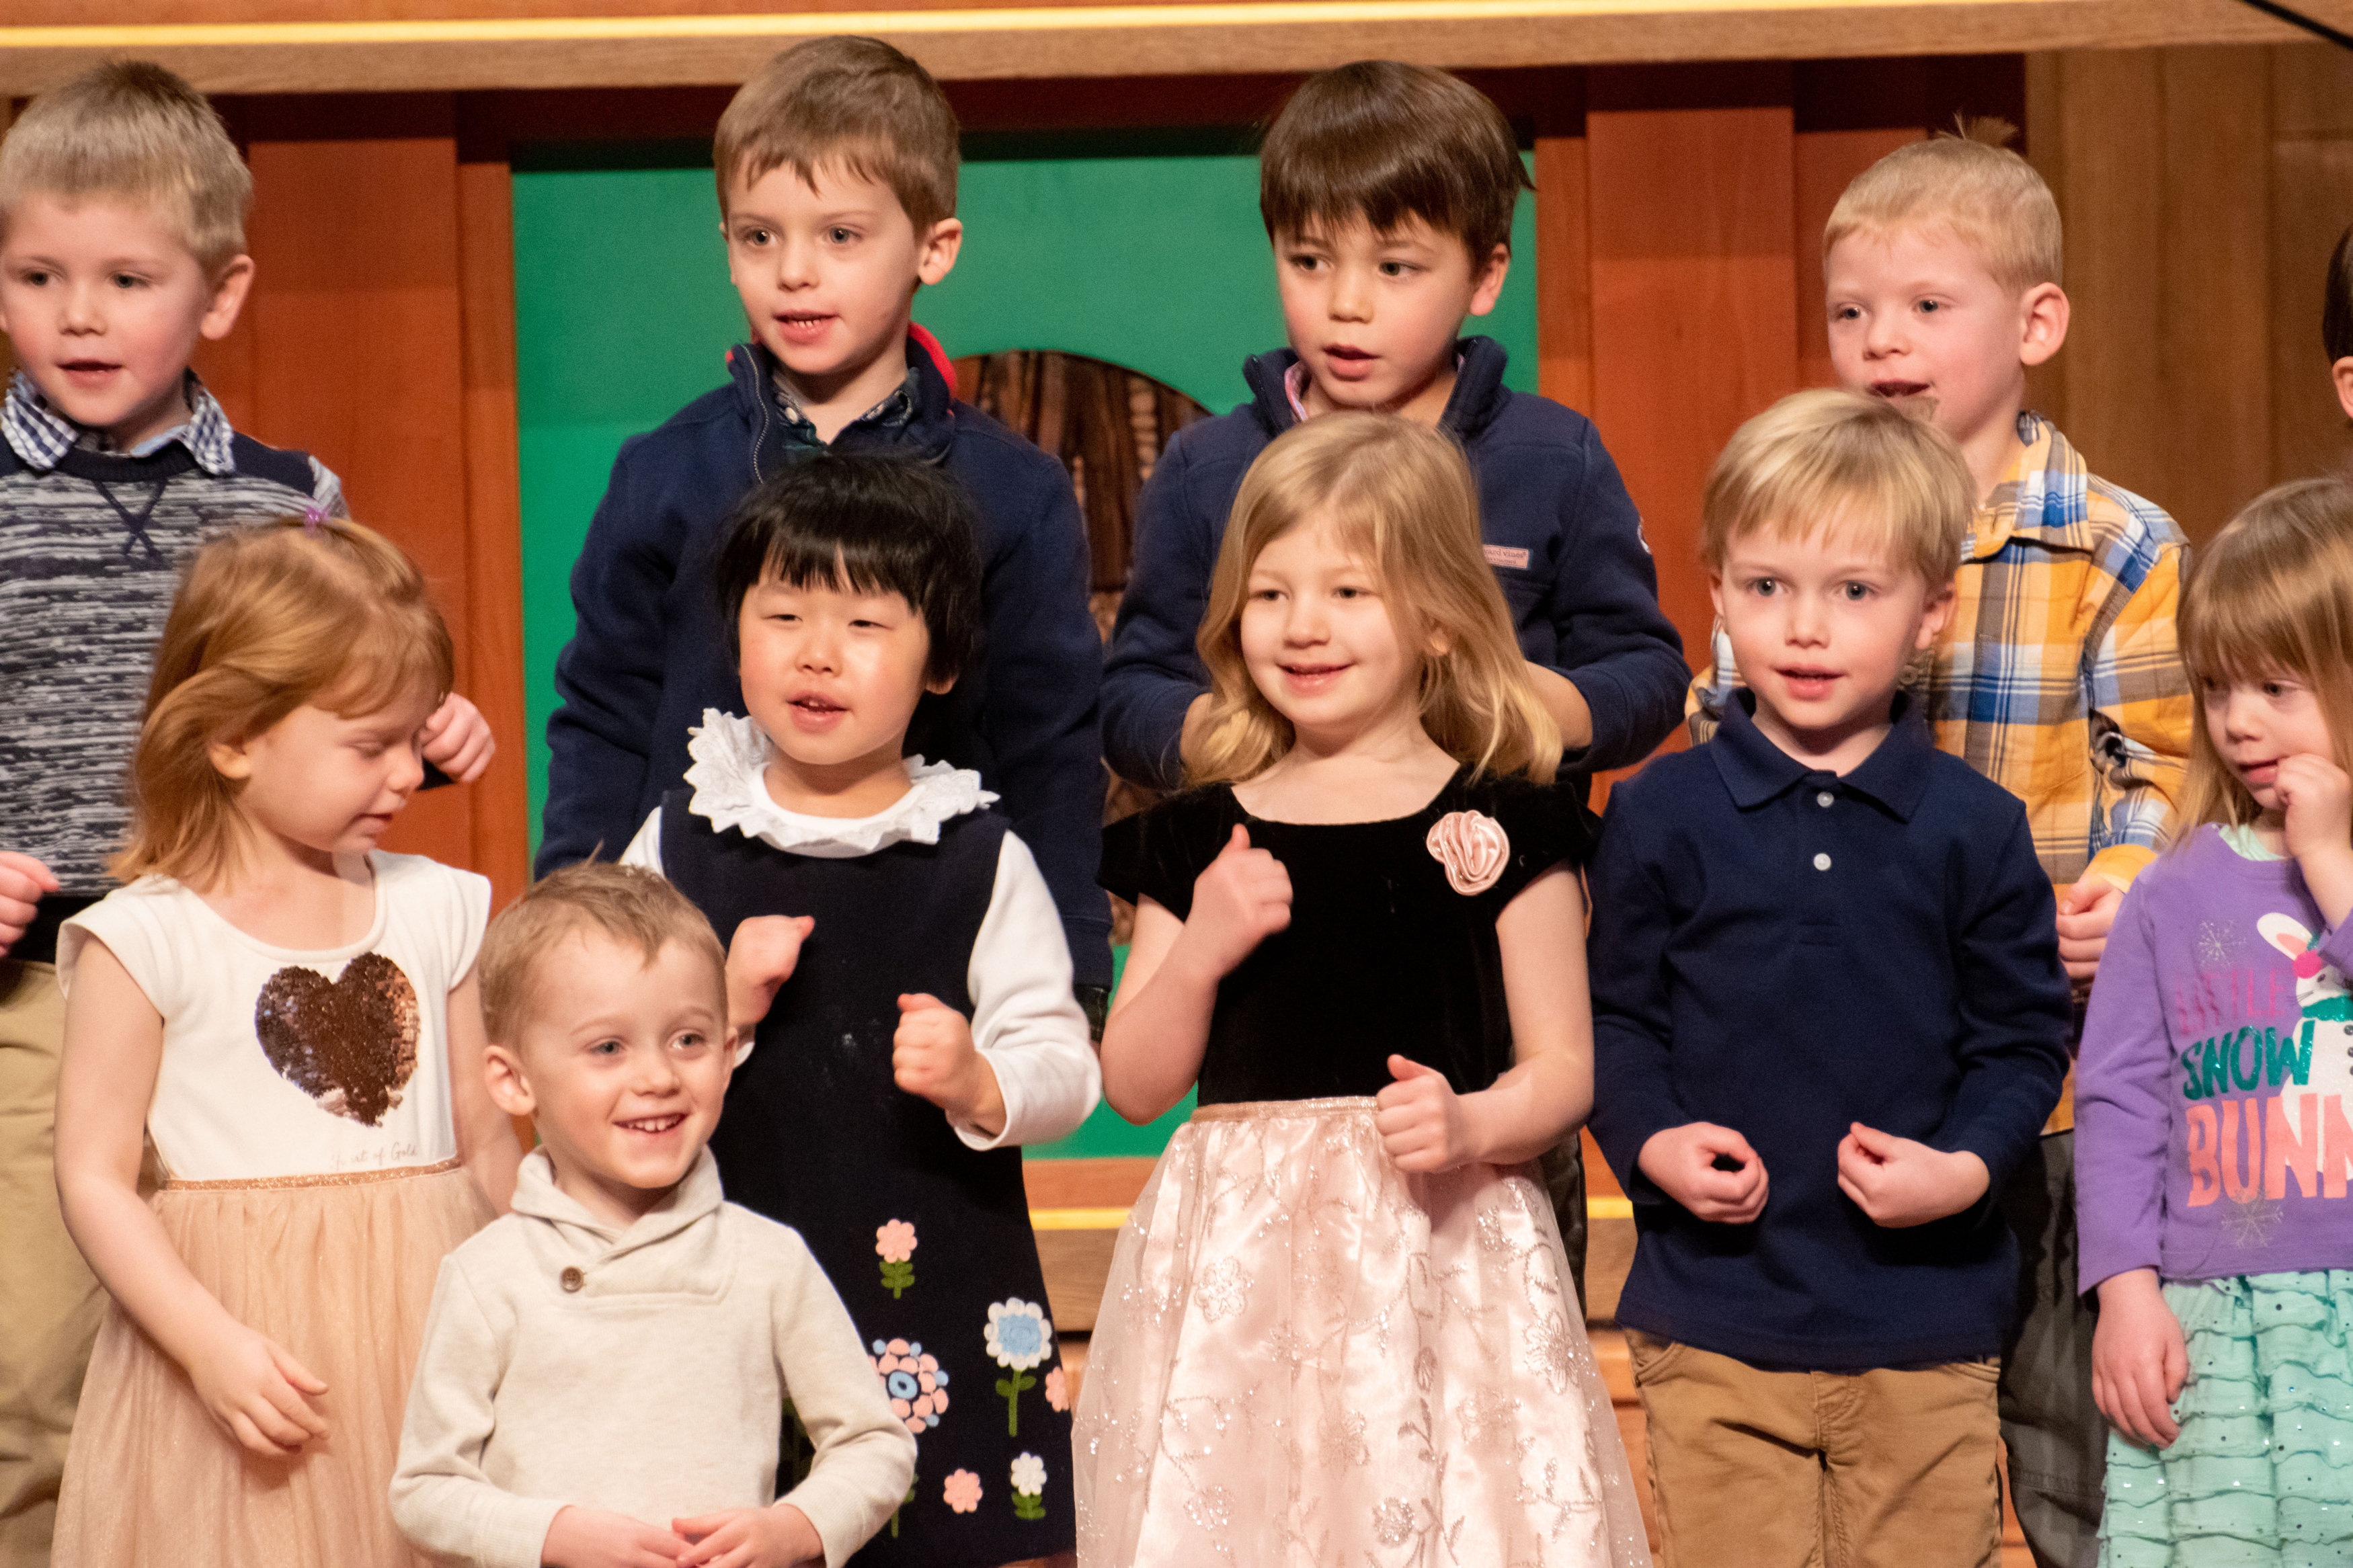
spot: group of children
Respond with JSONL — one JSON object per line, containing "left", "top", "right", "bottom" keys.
{"left": 2, "top": 30, "right": 2351, "bottom": 1568}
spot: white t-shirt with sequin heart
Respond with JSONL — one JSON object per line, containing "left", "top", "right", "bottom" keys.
{"left": 60, "top": 852, "right": 488, "bottom": 1181}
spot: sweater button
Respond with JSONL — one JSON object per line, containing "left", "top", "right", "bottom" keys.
{"left": 560, "top": 1266, "right": 584, "bottom": 1292}
{"left": 1812, "top": 852, "right": 1833, "bottom": 871}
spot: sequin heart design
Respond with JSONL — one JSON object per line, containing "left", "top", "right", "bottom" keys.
{"left": 253, "top": 954, "right": 420, "bottom": 1126}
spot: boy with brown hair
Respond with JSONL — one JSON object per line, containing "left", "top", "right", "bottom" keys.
{"left": 0, "top": 62, "right": 493, "bottom": 1565}
{"left": 539, "top": 36, "right": 1113, "bottom": 1009}
{"left": 1102, "top": 62, "right": 1687, "bottom": 1288}
{"left": 1103, "top": 60, "right": 1685, "bottom": 794}
{"left": 1691, "top": 126, "right": 2195, "bottom": 1568}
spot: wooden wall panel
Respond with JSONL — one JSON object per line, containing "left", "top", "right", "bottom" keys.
{"left": 2272, "top": 139, "right": 2353, "bottom": 488}
{"left": 1791, "top": 128, "right": 1919, "bottom": 390}
{"left": 456, "top": 159, "right": 531, "bottom": 909}
{"left": 1533, "top": 134, "right": 1594, "bottom": 416}
{"left": 1587, "top": 101, "right": 1799, "bottom": 660}
{"left": 239, "top": 126, "right": 477, "bottom": 869}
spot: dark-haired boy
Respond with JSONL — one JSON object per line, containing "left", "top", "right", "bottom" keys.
{"left": 1102, "top": 60, "right": 1687, "bottom": 793}
{"left": 2325, "top": 221, "right": 2353, "bottom": 423}
{"left": 1100, "top": 60, "right": 1687, "bottom": 1286}
{"left": 540, "top": 36, "right": 1113, "bottom": 1002}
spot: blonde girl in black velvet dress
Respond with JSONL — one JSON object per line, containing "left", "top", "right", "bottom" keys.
{"left": 1074, "top": 413, "right": 1651, "bottom": 1568}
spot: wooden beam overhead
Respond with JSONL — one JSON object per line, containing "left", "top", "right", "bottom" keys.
{"left": 0, "top": 0, "right": 2327, "bottom": 95}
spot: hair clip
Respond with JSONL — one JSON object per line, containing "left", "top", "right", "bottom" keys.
{"left": 302, "top": 507, "right": 326, "bottom": 532}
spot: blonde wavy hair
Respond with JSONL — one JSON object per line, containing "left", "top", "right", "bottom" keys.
{"left": 2176, "top": 476, "right": 2353, "bottom": 837}
{"left": 1188, "top": 412, "right": 1561, "bottom": 786}
{"left": 116, "top": 518, "right": 454, "bottom": 890}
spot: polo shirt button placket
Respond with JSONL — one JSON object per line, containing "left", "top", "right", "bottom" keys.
{"left": 1817, "top": 792, "right": 1835, "bottom": 808}
{"left": 560, "top": 1266, "right": 584, "bottom": 1292}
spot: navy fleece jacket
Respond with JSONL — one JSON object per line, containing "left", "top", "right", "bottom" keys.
{"left": 1102, "top": 337, "right": 1687, "bottom": 789}
{"left": 540, "top": 335, "right": 1112, "bottom": 987}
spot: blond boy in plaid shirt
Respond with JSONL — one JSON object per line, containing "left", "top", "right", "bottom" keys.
{"left": 1691, "top": 127, "right": 2192, "bottom": 1568}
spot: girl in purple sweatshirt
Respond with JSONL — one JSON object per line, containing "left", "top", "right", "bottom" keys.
{"left": 2076, "top": 475, "right": 2353, "bottom": 1566}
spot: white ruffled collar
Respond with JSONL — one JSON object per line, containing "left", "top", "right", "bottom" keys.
{"left": 683, "top": 709, "right": 996, "bottom": 858}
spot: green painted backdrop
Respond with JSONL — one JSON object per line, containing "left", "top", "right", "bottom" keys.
{"left": 510, "top": 143, "right": 1538, "bottom": 1157}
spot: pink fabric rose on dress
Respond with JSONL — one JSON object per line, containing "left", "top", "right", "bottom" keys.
{"left": 1425, "top": 810, "right": 1509, "bottom": 895}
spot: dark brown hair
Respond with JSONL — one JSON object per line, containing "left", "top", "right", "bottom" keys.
{"left": 1259, "top": 61, "right": 1529, "bottom": 263}
{"left": 714, "top": 36, "right": 959, "bottom": 230}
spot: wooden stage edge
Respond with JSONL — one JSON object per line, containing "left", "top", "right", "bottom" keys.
{"left": 0, "top": 0, "right": 2327, "bottom": 95}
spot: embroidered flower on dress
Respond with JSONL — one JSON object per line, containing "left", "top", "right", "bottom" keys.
{"left": 1425, "top": 809, "right": 1509, "bottom": 895}
{"left": 876, "top": 1219, "right": 917, "bottom": 1296}
{"left": 943, "top": 1469, "right": 983, "bottom": 1513}
{"left": 985, "top": 1299, "right": 1054, "bottom": 1370}
{"left": 986, "top": 1298, "right": 1053, "bottom": 1436}
{"left": 1193, "top": 1256, "right": 1250, "bottom": 1323}
{"left": 1010, "top": 1452, "right": 1048, "bottom": 1520}
{"left": 1044, "top": 1365, "right": 1071, "bottom": 1411}
{"left": 869, "top": 1337, "right": 950, "bottom": 1434}
{"left": 1372, "top": 1497, "right": 1419, "bottom": 1547}
{"left": 683, "top": 710, "right": 996, "bottom": 857}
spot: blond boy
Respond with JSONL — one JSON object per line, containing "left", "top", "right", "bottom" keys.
{"left": 1691, "top": 128, "right": 2194, "bottom": 1568}
{"left": 1594, "top": 390, "right": 2071, "bottom": 1568}
{"left": 0, "top": 63, "right": 491, "bottom": 1563}
{"left": 392, "top": 863, "right": 914, "bottom": 1568}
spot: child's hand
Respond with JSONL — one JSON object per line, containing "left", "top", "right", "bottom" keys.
{"left": 2278, "top": 752, "right": 2353, "bottom": 863}
{"left": 1637, "top": 1123, "right": 1768, "bottom": 1223}
{"left": 1835, "top": 1123, "right": 1989, "bottom": 1227}
{"left": 188, "top": 1320, "right": 328, "bottom": 1456}
{"left": 0, "top": 851, "right": 58, "bottom": 956}
{"left": 541, "top": 1505, "right": 688, "bottom": 1568}
{"left": 893, "top": 993, "right": 1002, "bottom": 1133}
{"left": 1174, "top": 825, "right": 1291, "bottom": 981}
{"left": 2055, "top": 878, "right": 2124, "bottom": 983}
{"left": 672, "top": 1501, "right": 822, "bottom": 1568}
{"left": 1375, "top": 1056, "right": 1474, "bottom": 1173}
{"left": 726, "top": 915, "right": 815, "bottom": 1033}
{"left": 2092, "top": 1268, "right": 2188, "bottom": 1450}
{"left": 419, "top": 692, "right": 497, "bottom": 784}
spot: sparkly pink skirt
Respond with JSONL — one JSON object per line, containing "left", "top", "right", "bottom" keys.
{"left": 1072, "top": 1097, "right": 1650, "bottom": 1567}
{"left": 52, "top": 1160, "right": 493, "bottom": 1568}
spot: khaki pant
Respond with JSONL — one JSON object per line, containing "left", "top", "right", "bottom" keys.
{"left": 1628, "top": 1331, "right": 2003, "bottom": 1568}
{"left": 0, "top": 963, "right": 101, "bottom": 1568}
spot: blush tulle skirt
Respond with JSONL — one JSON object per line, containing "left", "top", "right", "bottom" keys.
{"left": 52, "top": 1159, "right": 493, "bottom": 1568}
{"left": 1072, "top": 1097, "right": 1652, "bottom": 1567}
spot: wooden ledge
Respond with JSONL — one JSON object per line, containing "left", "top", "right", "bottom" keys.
{"left": 0, "top": 0, "right": 2324, "bottom": 95}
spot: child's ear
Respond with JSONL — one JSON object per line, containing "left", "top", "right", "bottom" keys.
{"left": 1916, "top": 579, "right": 1958, "bottom": 649}
{"left": 2333, "top": 356, "right": 2353, "bottom": 423}
{"left": 1707, "top": 569, "right": 1728, "bottom": 623}
{"left": 917, "top": 218, "right": 963, "bottom": 288}
{"left": 1466, "top": 243, "right": 1511, "bottom": 319}
{"left": 2018, "top": 282, "right": 2069, "bottom": 368}
{"left": 206, "top": 732, "right": 256, "bottom": 782}
{"left": 200, "top": 255, "right": 256, "bottom": 343}
{"left": 483, "top": 1042, "right": 536, "bottom": 1119}
{"left": 924, "top": 668, "right": 959, "bottom": 697}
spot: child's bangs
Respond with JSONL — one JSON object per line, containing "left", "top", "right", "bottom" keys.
{"left": 317, "top": 606, "right": 453, "bottom": 721}
{"left": 2180, "top": 544, "right": 2338, "bottom": 692}
{"left": 759, "top": 529, "right": 913, "bottom": 607}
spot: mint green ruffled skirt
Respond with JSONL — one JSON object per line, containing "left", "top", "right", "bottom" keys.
{"left": 2101, "top": 1272, "right": 2353, "bottom": 1567}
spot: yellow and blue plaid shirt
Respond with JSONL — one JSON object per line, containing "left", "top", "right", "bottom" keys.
{"left": 1691, "top": 411, "right": 2193, "bottom": 894}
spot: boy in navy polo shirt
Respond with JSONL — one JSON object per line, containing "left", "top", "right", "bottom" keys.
{"left": 1587, "top": 389, "right": 2070, "bottom": 1568}
{"left": 540, "top": 37, "right": 1111, "bottom": 999}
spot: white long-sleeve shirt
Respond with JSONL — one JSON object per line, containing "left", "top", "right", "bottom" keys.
{"left": 621, "top": 714, "right": 1101, "bottom": 1151}
{"left": 391, "top": 1149, "right": 916, "bottom": 1568}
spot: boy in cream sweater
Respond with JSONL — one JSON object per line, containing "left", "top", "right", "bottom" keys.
{"left": 392, "top": 864, "right": 914, "bottom": 1568}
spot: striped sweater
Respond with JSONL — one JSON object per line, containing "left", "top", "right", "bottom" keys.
{"left": 0, "top": 377, "right": 341, "bottom": 896}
